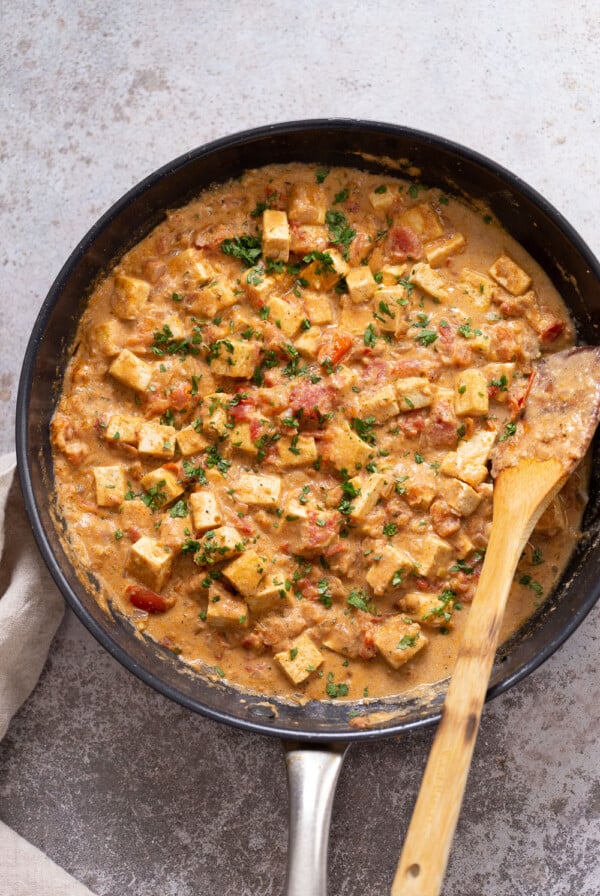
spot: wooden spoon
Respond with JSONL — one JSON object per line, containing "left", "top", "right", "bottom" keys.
{"left": 392, "top": 346, "right": 600, "bottom": 896}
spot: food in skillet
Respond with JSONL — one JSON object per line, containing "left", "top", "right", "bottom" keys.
{"left": 51, "top": 163, "right": 586, "bottom": 701}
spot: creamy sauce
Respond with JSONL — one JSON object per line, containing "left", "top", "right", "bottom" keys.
{"left": 50, "top": 163, "right": 586, "bottom": 703}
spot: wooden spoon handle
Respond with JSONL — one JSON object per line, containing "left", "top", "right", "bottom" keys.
{"left": 391, "top": 459, "right": 565, "bottom": 896}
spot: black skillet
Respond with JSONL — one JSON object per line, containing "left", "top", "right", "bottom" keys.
{"left": 16, "top": 120, "right": 600, "bottom": 894}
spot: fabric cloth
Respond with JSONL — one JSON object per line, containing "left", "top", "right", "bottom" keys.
{"left": 0, "top": 453, "right": 96, "bottom": 895}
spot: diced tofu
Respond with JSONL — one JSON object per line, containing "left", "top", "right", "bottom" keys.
{"left": 276, "top": 435, "right": 318, "bottom": 467}
{"left": 482, "top": 362, "right": 516, "bottom": 402}
{"left": 295, "top": 328, "right": 322, "bottom": 358}
{"left": 195, "top": 525, "right": 245, "bottom": 564}
{"left": 140, "top": 467, "right": 184, "bottom": 505}
{"left": 236, "top": 472, "right": 281, "bottom": 506}
{"left": 303, "top": 290, "right": 333, "bottom": 324}
{"left": 275, "top": 633, "right": 324, "bottom": 685}
{"left": 192, "top": 280, "right": 238, "bottom": 318}
{"left": 398, "top": 592, "right": 454, "bottom": 628}
{"left": 340, "top": 298, "right": 373, "bottom": 334}
{"left": 109, "top": 349, "right": 152, "bottom": 392}
{"left": 200, "top": 393, "right": 231, "bottom": 440}
{"left": 459, "top": 267, "right": 497, "bottom": 310}
{"left": 359, "top": 385, "right": 400, "bottom": 423}
{"left": 127, "top": 536, "right": 174, "bottom": 591}
{"left": 262, "top": 209, "right": 290, "bottom": 262}
{"left": 395, "top": 462, "right": 437, "bottom": 510}
{"left": 93, "top": 465, "right": 127, "bottom": 507}
{"left": 451, "top": 531, "right": 475, "bottom": 559}
{"left": 346, "top": 266, "right": 377, "bottom": 304}
{"left": 373, "top": 615, "right": 427, "bottom": 669}
{"left": 159, "top": 511, "right": 193, "bottom": 553}
{"left": 436, "top": 477, "right": 481, "bottom": 516}
{"left": 189, "top": 490, "right": 223, "bottom": 533}
{"left": 105, "top": 414, "right": 140, "bottom": 445}
{"left": 161, "top": 315, "right": 186, "bottom": 341}
{"left": 284, "top": 495, "right": 313, "bottom": 521}
{"left": 399, "top": 203, "right": 444, "bottom": 240}
{"left": 209, "top": 339, "right": 260, "bottom": 378}
{"left": 366, "top": 546, "right": 414, "bottom": 596}
{"left": 111, "top": 274, "right": 151, "bottom": 320}
{"left": 303, "top": 249, "right": 349, "bottom": 291}
{"left": 408, "top": 263, "right": 449, "bottom": 302}
{"left": 167, "top": 249, "right": 214, "bottom": 285}
{"left": 349, "top": 473, "right": 394, "bottom": 522}
{"left": 137, "top": 422, "right": 177, "bottom": 459}
{"left": 92, "top": 319, "right": 126, "bottom": 356}
{"left": 246, "top": 581, "right": 292, "bottom": 615}
{"left": 205, "top": 583, "right": 249, "bottom": 630}
{"left": 268, "top": 295, "right": 305, "bottom": 337}
{"left": 369, "top": 186, "right": 394, "bottom": 213}
{"left": 454, "top": 369, "right": 489, "bottom": 417}
{"left": 409, "top": 534, "right": 453, "bottom": 578}
{"left": 221, "top": 550, "right": 266, "bottom": 598}
{"left": 176, "top": 425, "right": 208, "bottom": 456}
{"left": 229, "top": 422, "right": 259, "bottom": 455}
{"left": 244, "top": 267, "right": 276, "bottom": 305}
{"left": 289, "top": 225, "right": 330, "bottom": 255}
{"left": 288, "top": 183, "right": 327, "bottom": 224}
{"left": 372, "top": 288, "right": 410, "bottom": 336}
{"left": 440, "top": 429, "right": 496, "bottom": 487}
{"left": 380, "top": 263, "right": 408, "bottom": 285}
{"left": 425, "top": 233, "right": 466, "bottom": 268}
{"left": 394, "top": 377, "right": 433, "bottom": 411}
{"left": 323, "top": 420, "right": 374, "bottom": 472}
{"left": 488, "top": 254, "right": 532, "bottom": 296}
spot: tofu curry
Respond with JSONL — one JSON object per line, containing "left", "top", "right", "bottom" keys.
{"left": 51, "top": 163, "right": 586, "bottom": 702}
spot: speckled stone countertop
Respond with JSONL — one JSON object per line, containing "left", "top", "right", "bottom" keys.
{"left": 2, "top": 3, "right": 600, "bottom": 894}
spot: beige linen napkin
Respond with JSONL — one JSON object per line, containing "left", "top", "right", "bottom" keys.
{"left": 0, "top": 452, "right": 96, "bottom": 896}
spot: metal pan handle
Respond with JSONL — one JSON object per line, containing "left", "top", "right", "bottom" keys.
{"left": 283, "top": 742, "right": 349, "bottom": 896}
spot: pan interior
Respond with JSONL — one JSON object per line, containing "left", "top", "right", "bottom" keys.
{"left": 17, "top": 120, "right": 600, "bottom": 741}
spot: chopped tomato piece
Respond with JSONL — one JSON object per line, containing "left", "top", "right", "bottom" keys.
{"left": 126, "top": 585, "right": 175, "bottom": 614}
{"left": 330, "top": 332, "right": 354, "bottom": 365}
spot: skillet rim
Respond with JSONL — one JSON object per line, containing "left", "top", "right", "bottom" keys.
{"left": 15, "top": 117, "right": 600, "bottom": 743}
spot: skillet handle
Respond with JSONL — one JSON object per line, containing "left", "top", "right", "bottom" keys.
{"left": 283, "top": 742, "right": 349, "bottom": 896}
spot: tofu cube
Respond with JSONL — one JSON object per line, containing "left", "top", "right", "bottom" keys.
{"left": 346, "top": 267, "right": 377, "bottom": 304}
{"left": 200, "top": 394, "right": 231, "bottom": 440}
{"left": 243, "top": 267, "right": 275, "bottom": 305}
{"left": 366, "top": 546, "right": 414, "bottom": 596}
{"left": 138, "top": 422, "right": 177, "bottom": 459}
{"left": 409, "top": 534, "right": 453, "bottom": 578}
{"left": 93, "top": 465, "right": 127, "bottom": 507}
{"left": 340, "top": 299, "right": 374, "bottom": 334}
{"left": 459, "top": 267, "right": 497, "bottom": 310}
{"left": 127, "top": 536, "right": 174, "bottom": 591}
{"left": 167, "top": 249, "right": 214, "bottom": 285}
{"left": 372, "top": 288, "right": 410, "bottom": 336}
{"left": 189, "top": 490, "right": 223, "bottom": 533}
{"left": 408, "top": 263, "right": 449, "bottom": 302}
{"left": 398, "top": 591, "right": 454, "bottom": 628}
{"left": 268, "top": 296, "right": 305, "bottom": 337}
{"left": 205, "top": 583, "right": 249, "bottom": 630}
{"left": 105, "top": 414, "right": 140, "bottom": 445}
{"left": 262, "top": 209, "right": 290, "bottom": 262}
{"left": 349, "top": 473, "right": 394, "bottom": 523}
{"left": 221, "top": 550, "right": 266, "bottom": 598}
{"left": 276, "top": 435, "right": 318, "bottom": 467}
{"left": 436, "top": 477, "right": 481, "bottom": 516}
{"left": 176, "top": 425, "right": 208, "bottom": 456}
{"left": 229, "top": 422, "right": 259, "bottom": 455}
{"left": 111, "top": 274, "right": 151, "bottom": 320}
{"left": 380, "top": 263, "right": 408, "bottom": 285}
{"left": 288, "top": 183, "right": 327, "bottom": 224}
{"left": 202, "top": 280, "right": 238, "bottom": 312}
{"left": 159, "top": 511, "right": 194, "bottom": 553}
{"left": 289, "top": 224, "right": 329, "bottom": 255}
{"left": 109, "top": 350, "right": 152, "bottom": 392}
{"left": 93, "top": 320, "right": 126, "bottom": 356}
{"left": 454, "top": 369, "right": 489, "bottom": 417}
{"left": 195, "top": 526, "right": 244, "bottom": 565}
{"left": 303, "top": 249, "right": 349, "bottom": 291}
{"left": 359, "top": 385, "right": 400, "bottom": 423}
{"left": 482, "top": 363, "right": 516, "bottom": 402}
{"left": 210, "top": 339, "right": 260, "bottom": 378}
{"left": 303, "top": 290, "right": 333, "bottom": 324}
{"left": 236, "top": 472, "right": 282, "bottom": 506}
{"left": 396, "top": 463, "right": 437, "bottom": 511}
{"left": 369, "top": 186, "right": 394, "bottom": 213}
{"left": 488, "top": 254, "right": 532, "bottom": 296}
{"left": 398, "top": 203, "right": 444, "bottom": 240}
{"left": 275, "top": 633, "right": 324, "bottom": 685}
{"left": 440, "top": 429, "right": 496, "bottom": 487}
{"left": 140, "top": 467, "right": 184, "bottom": 505}
{"left": 324, "top": 420, "right": 373, "bottom": 472}
{"left": 373, "top": 616, "right": 427, "bottom": 669}
{"left": 458, "top": 429, "right": 497, "bottom": 466}
{"left": 295, "top": 328, "right": 322, "bottom": 358}
{"left": 395, "top": 377, "right": 433, "bottom": 411}
{"left": 425, "top": 233, "right": 466, "bottom": 268}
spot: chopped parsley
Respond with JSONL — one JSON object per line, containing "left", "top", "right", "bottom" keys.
{"left": 315, "top": 168, "right": 330, "bottom": 184}
{"left": 221, "top": 234, "right": 263, "bottom": 268}
{"left": 498, "top": 421, "right": 517, "bottom": 441}
{"left": 325, "top": 209, "right": 356, "bottom": 258}
{"left": 351, "top": 416, "right": 377, "bottom": 445}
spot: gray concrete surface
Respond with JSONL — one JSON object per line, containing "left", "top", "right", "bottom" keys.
{"left": 1, "top": 2, "right": 600, "bottom": 893}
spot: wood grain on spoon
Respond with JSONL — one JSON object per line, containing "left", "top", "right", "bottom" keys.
{"left": 392, "top": 347, "right": 600, "bottom": 896}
